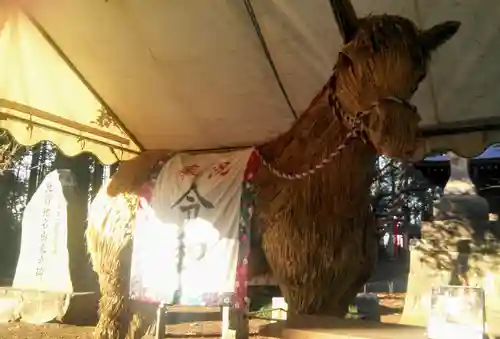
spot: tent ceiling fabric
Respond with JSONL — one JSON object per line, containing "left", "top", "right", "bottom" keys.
{"left": 1, "top": 0, "right": 500, "bottom": 163}
{"left": 0, "top": 5, "right": 141, "bottom": 164}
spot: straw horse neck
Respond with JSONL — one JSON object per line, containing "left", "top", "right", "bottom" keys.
{"left": 254, "top": 80, "right": 378, "bottom": 315}
{"left": 256, "top": 79, "right": 378, "bottom": 219}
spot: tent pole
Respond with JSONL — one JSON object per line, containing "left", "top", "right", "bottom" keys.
{"left": 242, "top": 0, "right": 297, "bottom": 120}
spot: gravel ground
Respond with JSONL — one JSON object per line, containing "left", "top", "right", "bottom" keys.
{"left": 0, "top": 293, "right": 405, "bottom": 339}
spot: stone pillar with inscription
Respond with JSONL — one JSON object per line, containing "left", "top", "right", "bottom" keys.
{"left": 0, "top": 170, "right": 98, "bottom": 325}
{"left": 401, "top": 152, "right": 500, "bottom": 336}
{"left": 421, "top": 152, "right": 490, "bottom": 246}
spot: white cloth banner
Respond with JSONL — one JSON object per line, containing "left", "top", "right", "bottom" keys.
{"left": 129, "top": 148, "right": 253, "bottom": 305}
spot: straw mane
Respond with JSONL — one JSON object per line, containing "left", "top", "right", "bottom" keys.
{"left": 86, "top": 11, "right": 460, "bottom": 339}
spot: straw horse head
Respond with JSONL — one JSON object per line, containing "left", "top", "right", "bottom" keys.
{"left": 331, "top": 0, "right": 460, "bottom": 161}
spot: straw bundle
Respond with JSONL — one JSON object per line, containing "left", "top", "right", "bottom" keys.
{"left": 86, "top": 151, "right": 173, "bottom": 339}
{"left": 86, "top": 183, "right": 138, "bottom": 339}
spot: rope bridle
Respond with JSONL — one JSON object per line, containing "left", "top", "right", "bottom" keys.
{"left": 254, "top": 72, "right": 418, "bottom": 181}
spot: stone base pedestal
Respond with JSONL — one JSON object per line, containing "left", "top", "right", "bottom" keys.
{"left": 0, "top": 287, "right": 98, "bottom": 325}
{"left": 401, "top": 243, "right": 500, "bottom": 336}
{"left": 402, "top": 152, "right": 500, "bottom": 337}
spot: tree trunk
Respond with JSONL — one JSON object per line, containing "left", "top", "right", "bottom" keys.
{"left": 27, "top": 144, "right": 41, "bottom": 201}
{"left": 0, "top": 170, "right": 19, "bottom": 280}
{"left": 53, "top": 150, "right": 72, "bottom": 170}
{"left": 72, "top": 155, "right": 91, "bottom": 210}
{"left": 92, "top": 160, "right": 104, "bottom": 199}
{"left": 52, "top": 151, "right": 90, "bottom": 223}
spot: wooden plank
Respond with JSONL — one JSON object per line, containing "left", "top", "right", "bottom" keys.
{"left": 283, "top": 326, "right": 426, "bottom": 339}
{"left": 282, "top": 315, "right": 426, "bottom": 339}
{"left": 155, "top": 303, "right": 167, "bottom": 339}
{"left": 260, "top": 314, "right": 427, "bottom": 339}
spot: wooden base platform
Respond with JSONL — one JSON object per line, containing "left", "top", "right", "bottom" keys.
{"left": 260, "top": 314, "right": 427, "bottom": 339}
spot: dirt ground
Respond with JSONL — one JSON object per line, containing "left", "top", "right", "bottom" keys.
{"left": 0, "top": 293, "right": 405, "bottom": 339}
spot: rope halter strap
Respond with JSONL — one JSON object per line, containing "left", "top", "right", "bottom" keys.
{"left": 256, "top": 89, "right": 417, "bottom": 181}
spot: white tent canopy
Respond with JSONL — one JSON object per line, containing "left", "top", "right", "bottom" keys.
{"left": 1, "top": 0, "right": 500, "bottom": 164}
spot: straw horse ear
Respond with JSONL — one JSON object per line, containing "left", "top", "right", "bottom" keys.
{"left": 421, "top": 21, "right": 461, "bottom": 52}
{"left": 330, "top": 0, "right": 359, "bottom": 43}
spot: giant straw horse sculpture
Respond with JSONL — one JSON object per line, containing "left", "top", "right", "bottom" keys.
{"left": 86, "top": 1, "right": 460, "bottom": 338}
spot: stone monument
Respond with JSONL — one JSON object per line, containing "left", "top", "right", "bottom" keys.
{"left": 0, "top": 170, "right": 98, "bottom": 324}
{"left": 401, "top": 152, "right": 500, "bottom": 336}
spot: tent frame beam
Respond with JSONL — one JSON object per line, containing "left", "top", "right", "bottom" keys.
{"left": 0, "top": 111, "right": 139, "bottom": 156}
{"left": 421, "top": 117, "right": 500, "bottom": 137}
{"left": 242, "top": 0, "right": 297, "bottom": 120}
{"left": 0, "top": 99, "right": 131, "bottom": 145}
{"left": 22, "top": 8, "right": 145, "bottom": 152}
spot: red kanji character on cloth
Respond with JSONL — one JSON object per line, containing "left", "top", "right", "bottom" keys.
{"left": 179, "top": 164, "right": 200, "bottom": 180}
{"left": 208, "top": 161, "right": 231, "bottom": 179}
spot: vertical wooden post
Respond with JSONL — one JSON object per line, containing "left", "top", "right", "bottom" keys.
{"left": 221, "top": 306, "right": 248, "bottom": 339}
{"left": 155, "top": 303, "right": 166, "bottom": 339}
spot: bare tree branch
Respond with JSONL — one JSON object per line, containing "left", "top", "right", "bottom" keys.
{"left": 0, "top": 130, "right": 21, "bottom": 175}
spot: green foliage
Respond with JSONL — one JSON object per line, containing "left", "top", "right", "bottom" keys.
{"left": 371, "top": 156, "right": 440, "bottom": 232}
{"left": 0, "top": 133, "right": 28, "bottom": 280}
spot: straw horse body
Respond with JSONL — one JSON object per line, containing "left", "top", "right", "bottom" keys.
{"left": 252, "top": 10, "right": 460, "bottom": 315}
{"left": 86, "top": 1, "right": 460, "bottom": 337}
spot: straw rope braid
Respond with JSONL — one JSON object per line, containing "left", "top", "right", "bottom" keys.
{"left": 254, "top": 74, "right": 362, "bottom": 181}
{"left": 256, "top": 120, "right": 363, "bottom": 181}
{"left": 255, "top": 89, "right": 412, "bottom": 181}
